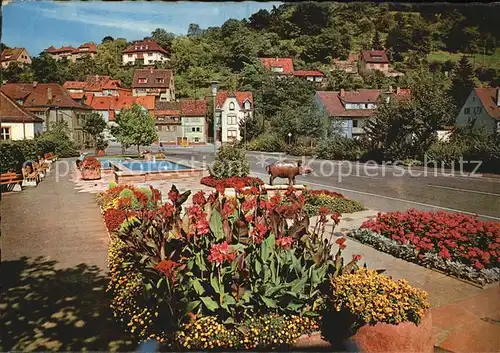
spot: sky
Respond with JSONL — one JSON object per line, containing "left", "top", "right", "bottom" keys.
{"left": 2, "top": 1, "right": 282, "bottom": 55}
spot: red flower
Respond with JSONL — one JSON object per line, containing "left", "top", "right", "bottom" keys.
{"left": 331, "top": 212, "right": 341, "bottom": 225}
{"left": 336, "top": 237, "right": 347, "bottom": 250}
{"left": 192, "top": 191, "right": 206, "bottom": 206}
{"left": 208, "top": 241, "right": 236, "bottom": 265}
{"left": 352, "top": 254, "right": 362, "bottom": 262}
{"left": 215, "top": 182, "right": 225, "bottom": 194}
{"left": 276, "top": 236, "right": 293, "bottom": 250}
{"left": 168, "top": 189, "right": 178, "bottom": 202}
{"left": 155, "top": 259, "right": 179, "bottom": 281}
{"left": 319, "top": 206, "right": 329, "bottom": 223}
{"left": 222, "top": 200, "right": 236, "bottom": 218}
{"left": 252, "top": 221, "right": 268, "bottom": 244}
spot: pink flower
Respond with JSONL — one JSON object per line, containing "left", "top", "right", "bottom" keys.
{"left": 208, "top": 241, "right": 236, "bottom": 265}
{"left": 276, "top": 236, "right": 293, "bottom": 250}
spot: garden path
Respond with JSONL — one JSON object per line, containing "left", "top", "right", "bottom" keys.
{"left": 322, "top": 214, "right": 500, "bottom": 353}
{"left": 1, "top": 159, "right": 134, "bottom": 351}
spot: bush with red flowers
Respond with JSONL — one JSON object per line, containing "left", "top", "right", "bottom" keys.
{"left": 200, "top": 175, "right": 264, "bottom": 189}
{"left": 80, "top": 156, "right": 101, "bottom": 169}
{"left": 105, "top": 184, "right": 366, "bottom": 349}
{"left": 355, "top": 209, "right": 500, "bottom": 284}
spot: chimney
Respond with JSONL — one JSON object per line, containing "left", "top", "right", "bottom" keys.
{"left": 47, "top": 87, "right": 52, "bottom": 102}
{"left": 396, "top": 87, "right": 401, "bottom": 95}
{"left": 340, "top": 89, "right": 345, "bottom": 97}
{"left": 33, "top": 81, "right": 38, "bottom": 88}
{"left": 497, "top": 87, "right": 500, "bottom": 107}
{"left": 150, "top": 67, "right": 154, "bottom": 74}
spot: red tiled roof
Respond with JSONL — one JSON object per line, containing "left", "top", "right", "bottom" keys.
{"left": 0, "top": 91, "right": 44, "bottom": 123}
{"left": 339, "top": 89, "right": 381, "bottom": 103}
{"left": 72, "top": 42, "right": 97, "bottom": 54}
{"left": 86, "top": 75, "right": 123, "bottom": 91}
{"left": 86, "top": 95, "right": 155, "bottom": 111}
{"left": 361, "top": 50, "right": 390, "bottom": 64}
{"left": 293, "top": 70, "right": 324, "bottom": 77}
{"left": 132, "top": 69, "right": 172, "bottom": 88}
{"left": 70, "top": 92, "right": 85, "bottom": 100}
{"left": 63, "top": 81, "right": 87, "bottom": 90}
{"left": 180, "top": 99, "right": 207, "bottom": 116}
{"left": 1, "top": 48, "right": 27, "bottom": 62}
{"left": 260, "top": 58, "right": 294, "bottom": 75}
{"left": 1, "top": 83, "right": 90, "bottom": 109}
{"left": 45, "top": 45, "right": 75, "bottom": 54}
{"left": 123, "top": 39, "right": 168, "bottom": 55}
{"left": 215, "top": 91, "right": 254, "bottom": 110}
{"left": 475, "top": 87, "right": 500, "bottom": 120}
{"left": 155, "top": 101, "right": 180, "bottom": 116}
{"left": 316, "top": 90, "right": 379, "bottom": 117}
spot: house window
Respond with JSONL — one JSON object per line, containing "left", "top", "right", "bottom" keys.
{"left": 191, "top": 127, "right": 196, "bottom": 132}
{"left": 474, "top": 107, "right": 482, "bottom": 114}
{"left": 156, "top": 78, "right": 165, "bottom": 83}
{"left": 271, "top": 66, "right": 284, "bottom": 73}
{"left": 244, "top": 101, "right": 251, "bottom": 110}
{"left": 314, "top": 77, "right": 323, "bottom": 82}
{"left": 464, "top": 108, "right": 471, "bottom": 115}
{"left": 1, "top": 127, "right": 11, "bottom": 140}
{"left": 227, "top": 116, "right": 237, "bottom": 125}
{"left": 194, "top": 137, "right": 200, "bottom": 143}
{"left": 307, "top": 76, "right": 314, "bottom": 81}
{"left": 196, "top": 127, "right": 201, "bottom": 132}
{"left": 138, "top": 78, "right": 147, "bottom": 84}
{"left": 128, "top": 54, "right": 132, "bottom": 58}
{"left": 352, "top": 119, "right": 359, "bottom": 128}
{"left": 229, "top": 102, "right": 235, "bottom": 111}
{"left": 227, "top": 130, "right": 237, "bottom": 138}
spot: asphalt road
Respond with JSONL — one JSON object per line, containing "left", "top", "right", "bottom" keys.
{"left": 103, "top": 143, "right": 500, "bottom": 221}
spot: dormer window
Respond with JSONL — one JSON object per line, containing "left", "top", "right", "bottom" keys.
{"left": 145, "top": 46, "right": 149, "bottom": 50}
{"left": 140, "top": 46, "right": 143, "bottom": 50}
{"left": 244, "top": 101, "right": 250, "bottom": 110}
{"left": 271, "top": 66, "right": 284, "bottom": 73}
{"left": 229, "top": 102, "right": 235, "bottom": 111}
{"left": 371, "top": 55, "right": 383, "bottom": 61}
{"left": 135, "top": 46, "right": 139, "bottom": 50}
{"left": 138, "top": 77, "right": 147, "bottom": 84}
{"left": 156, "top": 78, "right": 165, "bottom": 83}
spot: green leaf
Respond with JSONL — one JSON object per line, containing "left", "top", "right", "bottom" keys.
{"left": 260, "top": 233, "right": 275, "bottom": 262}
{"left": 290, "top": 276, "right": 308, "bottom": 294}
{"left": 286, "top": 302, "right": 304, "bottom": 312}
{"left": 260, "top": 295, "right": 277, "bottom": 308}
{"left": 156, "top": 277, "right": 164, "bottom": 289}
{"left": 254, "top": 259, "right": 262, "bottom": 275}
{"left": 195, "top": 252, "right": 207, "bottom": 271}
{"left": 191, "top": 279, "right": 205, "bottom": 295}
{"left": 223, "top": 317, "right": 235, "bottom": 324}
{"left": 200, "top": 296, "right": 219, "bottom": 312}
{"left": 210, "top": 273, "right": 220, "bottom": 294}
{"left": 224, "top": 294, "right": 236, "bottom": 305}
{"left": 185, "top": 300, "right": 201, "bottom": 314}
{"left": 210, "top": 209, "right": 225, "bottom": 241}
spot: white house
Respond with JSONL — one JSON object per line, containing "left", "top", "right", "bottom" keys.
{"left": 122, "top": 39, "right": 169, "bottom": 66}
{"left": 215, "top": 91, "right": 253, "bottom": 143}
{"left": 456, "top": 87, "right": 500, "bottom": 134}
{"left": 0, "top": 91, "right": 44, "bottom": 140}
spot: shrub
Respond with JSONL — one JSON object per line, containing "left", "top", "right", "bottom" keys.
{"left": 107, "top": 185, "right": 363, "bottom": 344}
{"left": 211, "top": 145, "right": 250, "bottom": 178}
{"left": 247, "top": 133, "right": 286, "bottom": 152}
{"left": 286, "top": 144, "right": 316, "bottom": 156}
{"left": 316, "top": 136, "right": 361, "bottom": 161}
{"left": 328, "top": 268, "right": 430, "bottom": 326}
{"left": 13, "top": 140, "right": 40, "bottom": 161}
{"left": 0, "top": 141, "right": 25, "bottom": 173}
{"left": 361, "top": 209, "right": 500, "bottom": 271}
{"left": 200, "top": 176, "right": 264, "bottom": 189}
{"left": 426, "top": 140, "right": 468, "bottom": 167}
{"left": 303, "top": 189, "right": 365, "bottom": 215}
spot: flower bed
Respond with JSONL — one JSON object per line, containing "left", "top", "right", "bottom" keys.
{"left": 103, "top": 182, "right": 370, "bottom": 350}
{"left": 200, "top": 175, "right": 264, "bottom": 189}
{"left": 354, "top": 209, "right": 500, "bottom": 284}
{"left": 303, "top": 189, "right": 364, "bottom": 216}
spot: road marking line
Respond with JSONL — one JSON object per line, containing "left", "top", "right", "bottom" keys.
{"left": 426, "top": 184, "right": 500, "bottom": 197}
{"left": 251, "top": 171, "right": 500, "bottom": 221}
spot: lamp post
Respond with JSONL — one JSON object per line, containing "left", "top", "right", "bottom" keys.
{"left": 288, "top": 132, "right": 292, "bottom": 145}
{"left": 211, "top": 80, "right": 219, "bottom": 155}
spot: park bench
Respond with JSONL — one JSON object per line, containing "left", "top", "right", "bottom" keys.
{"left": 0, "top": 172, "right": 23, "bottom": 192}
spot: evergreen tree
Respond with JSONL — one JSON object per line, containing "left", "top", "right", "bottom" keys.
{"left": 372, "top": 30, "right": 383, "bottom": 50}
{"left": 449, "top": 55, "right": 476, "bottom": 110}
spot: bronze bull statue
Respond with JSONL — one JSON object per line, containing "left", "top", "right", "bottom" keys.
{"left": 266, "top": 160, "right": 313, "bottom": 186}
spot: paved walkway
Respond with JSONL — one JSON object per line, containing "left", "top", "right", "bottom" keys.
{"left": 0, "top": 160, "right": 133, "bottom": 351}
{"left": 322, "top": 213, "right": 500, "bottom": 353}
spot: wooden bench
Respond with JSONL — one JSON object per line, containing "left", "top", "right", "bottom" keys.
{"left": 0, "top": 172, "right": 23, "bottom": 191}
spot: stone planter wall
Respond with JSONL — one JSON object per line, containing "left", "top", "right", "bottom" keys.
{"left": 81, "top": 168, "right": 101, "bottom": 180}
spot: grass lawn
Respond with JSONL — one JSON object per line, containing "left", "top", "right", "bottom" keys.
{"left": 427, "top": 48, "right": 500, "bottom": 69}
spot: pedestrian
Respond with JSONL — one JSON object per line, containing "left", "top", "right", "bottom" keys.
{"left": 159, "top": 142, "right": 165, "bottom": 152}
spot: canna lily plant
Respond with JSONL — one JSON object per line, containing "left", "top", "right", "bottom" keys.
{"left": 113, "top": 184, "right": 364, "bottom": 334}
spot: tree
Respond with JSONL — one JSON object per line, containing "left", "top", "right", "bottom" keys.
{"left": 449, "top": 55, "right": 475, "bottom": 110}
{"left": 112, "top": 104, "right": 158, "bottom": 155}
{"left": 248, "top": 9, "right": 272, "bottom": 31}
{"left": 102, "top": 36, "right": 114, "bottom": 43}
{"left": 372, "top": 30, "right": 383, "bottom": 50}
{"left": 82, "top": 112, "right": 107, "bottom": 146}
{"left": 289, "top": 2, "right": 331, "bottom": 37}
{"left": 187, "top": 23, "right": 203, "bottom": 37}
{"left": 31, "top": 53, "right": 68, "bottom": 84}
{"left": 150, "top": 28, "right": 175, "bottom": 49}
{"left": 239, "top": 113, "right": 262, "bottom": 143}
